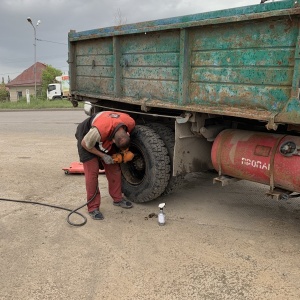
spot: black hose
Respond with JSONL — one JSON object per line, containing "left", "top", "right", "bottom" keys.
{"left": 0, "top": 185, "right": 99, "bottom": 227}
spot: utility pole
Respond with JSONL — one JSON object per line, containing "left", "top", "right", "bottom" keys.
{"left": 27, "top": 17, "right": 41, "bottom": 98}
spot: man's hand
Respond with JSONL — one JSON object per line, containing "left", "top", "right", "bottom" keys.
{"left": 102, "top": 154, "right": 114, "bottom": 164}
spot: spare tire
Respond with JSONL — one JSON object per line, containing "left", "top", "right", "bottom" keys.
{"left": 121, "top": 125, "right": 170, "bottom": 203}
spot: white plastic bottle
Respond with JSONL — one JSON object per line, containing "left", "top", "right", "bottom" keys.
{"left": 158, "top": 203, "right": 166, "bottom": 226}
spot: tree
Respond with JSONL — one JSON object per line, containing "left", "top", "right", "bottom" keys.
{"left": 115, "top": 9, "right": 127, "bottom": 26}
{"left": 0, "top": 83, "right": 9, "bottom": 102}
{"left": 41, "top": 65, "right": 62, "bottom": 98}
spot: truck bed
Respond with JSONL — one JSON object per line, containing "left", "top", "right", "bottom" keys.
{"left": 68, "top": 0, "right": 300, "bottom": 125}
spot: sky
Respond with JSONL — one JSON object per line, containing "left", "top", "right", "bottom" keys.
{"left": 0, "top": 0, "right": 274, "bottom": 82}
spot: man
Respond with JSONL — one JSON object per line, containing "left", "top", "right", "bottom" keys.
{"left": 75, "top": 110, "right": 135, "bottom": 220}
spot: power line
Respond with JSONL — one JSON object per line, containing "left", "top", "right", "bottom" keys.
{"left": 37, "top": 38, "right": 67, "bottom": 45}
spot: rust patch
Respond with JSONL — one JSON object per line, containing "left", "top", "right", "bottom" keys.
{"left": 254, "top": 145, "right": 271, "bottom": 157}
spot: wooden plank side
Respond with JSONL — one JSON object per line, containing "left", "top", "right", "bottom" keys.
{"left": 188, "top": 17, "right": 298, "bottom": 111}
{"left": 122, "top": 79, "right": 178, "bottom": 101}
{"left": 123, "top": 67, "right": 178, "bottom": 81}
{"left": 190, "top": 83, "right": 290, "bottom": 111}
{"left": 191, "top": 67, "right": 294, "bottom": 86}
{"left": 121, "top": 53, "right": 179, "bottom": 67}
{"left": 76, "top": 55, "right": 113, "bottom": 67}
{"left": 75, "top": 37, "right": 113, "bottom": 95}
{"left": 192, "top": 49, "right": 295, "bottom": 67}
{"left": 76, "top": 66, "right": 113, "bottom": 78}
{"left": 76, "top": 76, "right": 114, "bottom": 95}
{"left": 120, "top": 31, "right": 180, "bottom": 53}
{"left": 120, "top": 31, "right": 180, "bottom": 101}
{"left": 75, "top": 38, "right": 112, "bottom": 55}
{"left": 191, "top": 19, "right": 298, "bottom": 50}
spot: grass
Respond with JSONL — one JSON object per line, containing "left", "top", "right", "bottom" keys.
{"left": 0, "top": 97, "right": 84, "bottom": 110}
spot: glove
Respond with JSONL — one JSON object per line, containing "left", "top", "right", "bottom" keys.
{"left": 102, "top": 154, "right": 114, "bottom": 164}
{"left": 112, "top": 153, "right": 123, "bottom": 164}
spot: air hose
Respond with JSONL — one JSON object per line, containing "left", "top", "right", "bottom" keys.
{"left": 0, "top": 185, "right": 98, "bottom": 227}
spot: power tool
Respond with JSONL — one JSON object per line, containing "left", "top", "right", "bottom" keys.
{"left": 111, "top": 149, "right": 134, "bottom": 163}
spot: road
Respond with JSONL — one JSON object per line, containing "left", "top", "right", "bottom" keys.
{"left": 0, "top": 110, "right": 300, "bottom": 300}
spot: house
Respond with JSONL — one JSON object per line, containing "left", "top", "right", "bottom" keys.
{"left": 6, "top": 62, "right": 47, "bottom": 102}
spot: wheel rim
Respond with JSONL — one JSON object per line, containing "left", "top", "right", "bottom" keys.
{"left": 120, "top": 143, "right": 146, "bottom": 185}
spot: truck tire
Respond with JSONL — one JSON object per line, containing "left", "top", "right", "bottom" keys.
{"left": 147, "top": 123, "right": 184, "bottom": 195}
{"left": 120, "top": 125, "right": 171, "bottom": 203}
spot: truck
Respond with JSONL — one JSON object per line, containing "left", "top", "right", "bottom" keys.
{"left": 47, "top": 75, "right": 70, "bottom": 100}
{"left": 68, "top": 0, "right": 300, "bottom": 203}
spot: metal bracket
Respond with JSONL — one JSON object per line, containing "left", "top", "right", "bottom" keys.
{"left": 266, "top": 188, "right": 291, "bottom": 201}
{"left": 176, "top": 112, "right": 192, "bottom": 124}
{"left": 265, "top": 114, "right": 278, "bottom": 131}
{"left": 141, "top": 98, "right": 151, "bottom": 112}
{"left": 213, "top": 175, "right": 240, "bottom": 186}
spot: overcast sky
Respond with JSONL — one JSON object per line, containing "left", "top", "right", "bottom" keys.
{"left": 0, "top": 0, "right": 272, "bottom": 82}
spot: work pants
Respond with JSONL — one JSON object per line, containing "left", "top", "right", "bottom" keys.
{"left": 83, "top": 157, "right": 122, "bottom": 212}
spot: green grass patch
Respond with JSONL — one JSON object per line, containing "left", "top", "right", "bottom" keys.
{"left": 0, "top": 97, "right": 84, "bottom": 110}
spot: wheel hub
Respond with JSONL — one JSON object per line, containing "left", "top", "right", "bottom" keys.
{"left": 133, "top": 156, "right": 145, "bottom": 171}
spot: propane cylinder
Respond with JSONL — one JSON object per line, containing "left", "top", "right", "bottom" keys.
{"left": 211, "top": 129, "right": 300, "bottom": 193}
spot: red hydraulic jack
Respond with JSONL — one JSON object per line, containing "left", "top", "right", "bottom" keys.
{"left": 63, "top": 162, "right": 105, "bottom": 175}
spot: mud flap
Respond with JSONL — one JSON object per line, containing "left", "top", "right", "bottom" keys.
{"left": 173, "top": 121, "right": 213, "bottom": 176}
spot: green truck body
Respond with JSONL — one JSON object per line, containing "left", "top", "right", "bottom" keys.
{"left": 69, "top": 0, "right": 300, "bottom": 126}
{"left": 69, "top": 1, "right": 300, "bottom": 203}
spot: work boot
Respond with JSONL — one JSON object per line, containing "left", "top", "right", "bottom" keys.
{"left": 89, "top": 209, "right": 104, "bottom": 220}
{"left": 113, "top": 199, "right": 133, "bottom": 209}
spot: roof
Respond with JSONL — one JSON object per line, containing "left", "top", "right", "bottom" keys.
{"left": 6, "top": 62, "right": 47, "bottom": 87}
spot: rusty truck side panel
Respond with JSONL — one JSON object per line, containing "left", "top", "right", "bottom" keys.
{"left": 68, "top": 0, "right": 300, "bottom": 125}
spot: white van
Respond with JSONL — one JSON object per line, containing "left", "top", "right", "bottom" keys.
{"left": 47, "top": 83, "right": 62, "bottom": 100}
{"left": 47, "top": 75, "right": 70, "bottom": 100}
